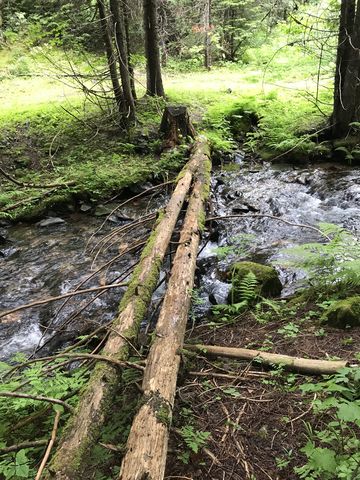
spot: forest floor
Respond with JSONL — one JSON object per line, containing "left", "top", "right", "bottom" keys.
{"left": 164, "top": 301, "right": 360, "bottom": 480}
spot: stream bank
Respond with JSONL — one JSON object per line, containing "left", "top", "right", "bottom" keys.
{"left": 1, "top": 152, "right": 360, "bottom": 479}
{"left": 1, "top": 157, "right": 359, "bottom": 359}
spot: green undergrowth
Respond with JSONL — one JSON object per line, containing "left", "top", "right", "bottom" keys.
{"left": 167, "top": 77, "right": 332, "bottom": 160}
{"left": 0, "top": 354, "right": 90, "bottom": 479}
{"left": 0, "top": 98, "right": 184, "bottom": 221}
{"left": 164, "top": 18, "right": 335, "bottom": 160}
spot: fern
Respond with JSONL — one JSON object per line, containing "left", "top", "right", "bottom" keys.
{"left": 237, "top": 271, "right": 258, "bottom": 302}
{"left": 277, "top": 223, "right": 360, "bottom": 294}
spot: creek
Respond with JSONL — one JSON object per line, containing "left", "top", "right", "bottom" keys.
{"left": 1, "top": 159, "right": 359, "bottom": 359}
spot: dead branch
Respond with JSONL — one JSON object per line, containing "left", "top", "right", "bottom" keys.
{"left": 0, "top": 282, "right": 128, "bottom": 321}
{"left": 0, "top": 166, "right": 76, "bottom": 189}
{"left": 185, "top": 344, "right": 349, "bottom": 375}
{"left": 1, "top": 187, "right": 60, "bottom": 213}
{"left": 35, "top": 410, "right": 61, "bottom": 480}
{"left": 0, "top": 440, "right": 48, "bottom": 455}
{"left": 86, "top": 179, "right": 175, "bottom": 247}
{"left": 4, "top": 353, "right": 144, "bottom": 380}
{"left": 206, "top": 214, "right": 331, "bottom": 240}
{"left": 0, "top": 392, "right": 74, "bottom": 413}
{"left": 47, "top": 138, "right": 207, "bottom": 479}
{"left": 119, "top": 136, "right": 211, "bottom": 480}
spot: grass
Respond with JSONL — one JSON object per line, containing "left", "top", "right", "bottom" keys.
{"left": 0, "top": 22, "right": 336, "bottom": 219}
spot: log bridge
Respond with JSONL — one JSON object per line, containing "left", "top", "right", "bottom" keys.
{"left": 45, "top": 135, "right": 211, "bottom": 479}
{"left": 44, "top": 124, "right": 348, "bottom": 479}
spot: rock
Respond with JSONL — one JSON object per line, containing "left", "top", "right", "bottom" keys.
{"left": 37, "top": 217, "right": 66, "bottom": 228}
{"left": 0, "top": 229, "right": 8, "bottom": 244}
{"left": 94, "top": 205, "right": 113, "bottom": 217}
{"left": 128, "top": 182, "right": 153, "bottom": 195}
{"left": 228, "top": 261, "right": 282, "bottom": 303}
{"left": 107, "top": 214, "right": 119, "bottom": 223}
{"left": 232, "top": 204, "right": 250, "bottom": 214}
{"left": 321, "top": 296, "right": 360, "bottom": 328}
{"left": 209, "top": 281, "right": 231, "bottom": 305}
{"left": 80, "top": 203, "right": 92, "bottom": 213}
{"left": 297, "top": 172, "right": 311, "bottom": 185}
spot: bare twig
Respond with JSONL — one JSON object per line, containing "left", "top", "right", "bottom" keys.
{"left": 0, "top": 392, "right": 74, "bottom": 413}
{"left": 35, "top": 410, "right": 61, "bottom": 480}
{"left": 5, "top": 353, "right": 144, "bottom": 377}
{"left": 86, "top": 180, "right": 174, "bottom": 247}
{"left": 206, "top": 214, "right": 331, "bottom": 240}
{"left": 0, "top": 440, "right": 48, "bottom": 455}
{"left": 0, "top": 282, "right": 128, "bottom": 321}
{"left": 0, "top": 166, "right": 76, "bottom": 189}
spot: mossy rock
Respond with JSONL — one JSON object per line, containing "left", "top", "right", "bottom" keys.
{"left": 228, "top": 261, "right": 282, "bottom": 303}
{"left": 321, "top": 296, "right": 360, "bottom": 329}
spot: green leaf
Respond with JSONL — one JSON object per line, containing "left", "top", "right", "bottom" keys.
{"left": 223, "top": 387, "right": 241, "bottom": 397}
{"left": 53, "top": 404, "right": 64, "bottom": 414}
{"left": 309, "top": 447, "right": 337, "bottom": 473}
{"left": 15, "top": 449, "right": 30, "bottom": 478}
{"left": 337, "top": 402, "right": 360, "bottom": 422}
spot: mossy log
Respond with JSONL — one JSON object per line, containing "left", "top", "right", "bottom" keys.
{"left": 185, "top": 344, "right": 348, "bottom": 375}
{"left": 45, "top": 138, "right": 210, "bottom": 480}
{"left": 160, "top": 105, "right": 196, "bottom": 150}
{"left": 119, "top": 137, "right": 211, "bottom": 480}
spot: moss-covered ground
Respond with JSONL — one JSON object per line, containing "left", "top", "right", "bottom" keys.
{"left": 0, "top": 20, "right": 336, "bottom": 221}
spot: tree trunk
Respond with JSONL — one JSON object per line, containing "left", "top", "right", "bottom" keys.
{"left": 143, "top": 0, "right": 165, "bottom": 97}
{"left": 110, "top": 0, "right": 136, "bottom": 123}
{"left": 123, "top": 0, "right": 137, "bottom": 100}
{"left": 119, "top": 138, "right": 211, "bottom": 480}
{"left": 332, "top": 0, "right": 360, "bottom": 137}
{"left": 45, "top": 144, "right": 205, "bottom": 480}
{"left": 97, "top": 0, "right": 123, "bottom": 113}
{"left": 160, "top": 106, "right": 196, "bottom": 150}
{"left": 185, "top": 344, "right": 348, "bottom": 375}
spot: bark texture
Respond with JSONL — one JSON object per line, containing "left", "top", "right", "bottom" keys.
{"left": 97, "top": 0, "right": 123, "bottom": 112}
{"left": 143, "top": 0, "right": 165, "bottom": 96}
{"left": 160, "top": 106, "right": 196, "bottom": 149}
{"left": 46, "top": 142, "right": 206, "bottom": 480}
{"left": 119, "top": 137, "right": 211, "bottom": 480}
{"left": 332, "top": 0, "right": 360, "bottom": 137}
{"left": 185, "top": 344, "right": 348, "bottom": 375}
{"left": 204, "top": 0, "right": 211, "bottom": 70}
{"left": 110, "top": 0, "right": 136, "bottom": 122}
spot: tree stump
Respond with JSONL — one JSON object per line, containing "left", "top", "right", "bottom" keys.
{"left": 160, "top": 106, "right": 196, "bottom": 150}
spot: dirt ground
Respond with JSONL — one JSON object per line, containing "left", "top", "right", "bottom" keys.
{"left": 165, "top": 308, "right": 360, "bottom": 480}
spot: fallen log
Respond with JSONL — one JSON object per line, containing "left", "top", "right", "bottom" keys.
{"left": 185, "top": 344, "right": 348, "bottom": 375}
{"left": 119, "top": 137, "right": 211, "bottom": 480}
{"left": 45, "top": 138, "right": 210, "bottom": 480}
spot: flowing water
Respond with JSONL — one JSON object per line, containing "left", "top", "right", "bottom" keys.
{"left": 1, "top": 160, "right": 360, "bottom": 359}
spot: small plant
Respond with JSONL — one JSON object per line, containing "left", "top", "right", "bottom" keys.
{"left": 295, "top": 367, "right": 360, "bottom": 479}
{"left": 314, "top": 327, "right": 326, "bottom": 337}
{"left": 178, "top": 425, "right": 211, "bottom": 456}
{"left": 0, "top": 356, "right": 89, "bottom": 477}
{"left": 276, "top": 449, "right": 293, "bottom": 470}
{"left": 213, "top": 234, "right": 255, "bottom": 260}
{"left": 277, "top": 322, "right": 300, "bottom": 338}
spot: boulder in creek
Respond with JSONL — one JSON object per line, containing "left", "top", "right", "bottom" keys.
{"left": 228, "top": 261, "right": 282, "bottom": 303}
{"left": 37, "top": 217, "right": 66, "bottom": 228}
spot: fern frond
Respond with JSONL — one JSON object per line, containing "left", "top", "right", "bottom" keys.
{"left": 277, "top": 223, "right": 360, "bottom": 295}
{"left": 238, "top": 271, "right": 258, "bottom": 301}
